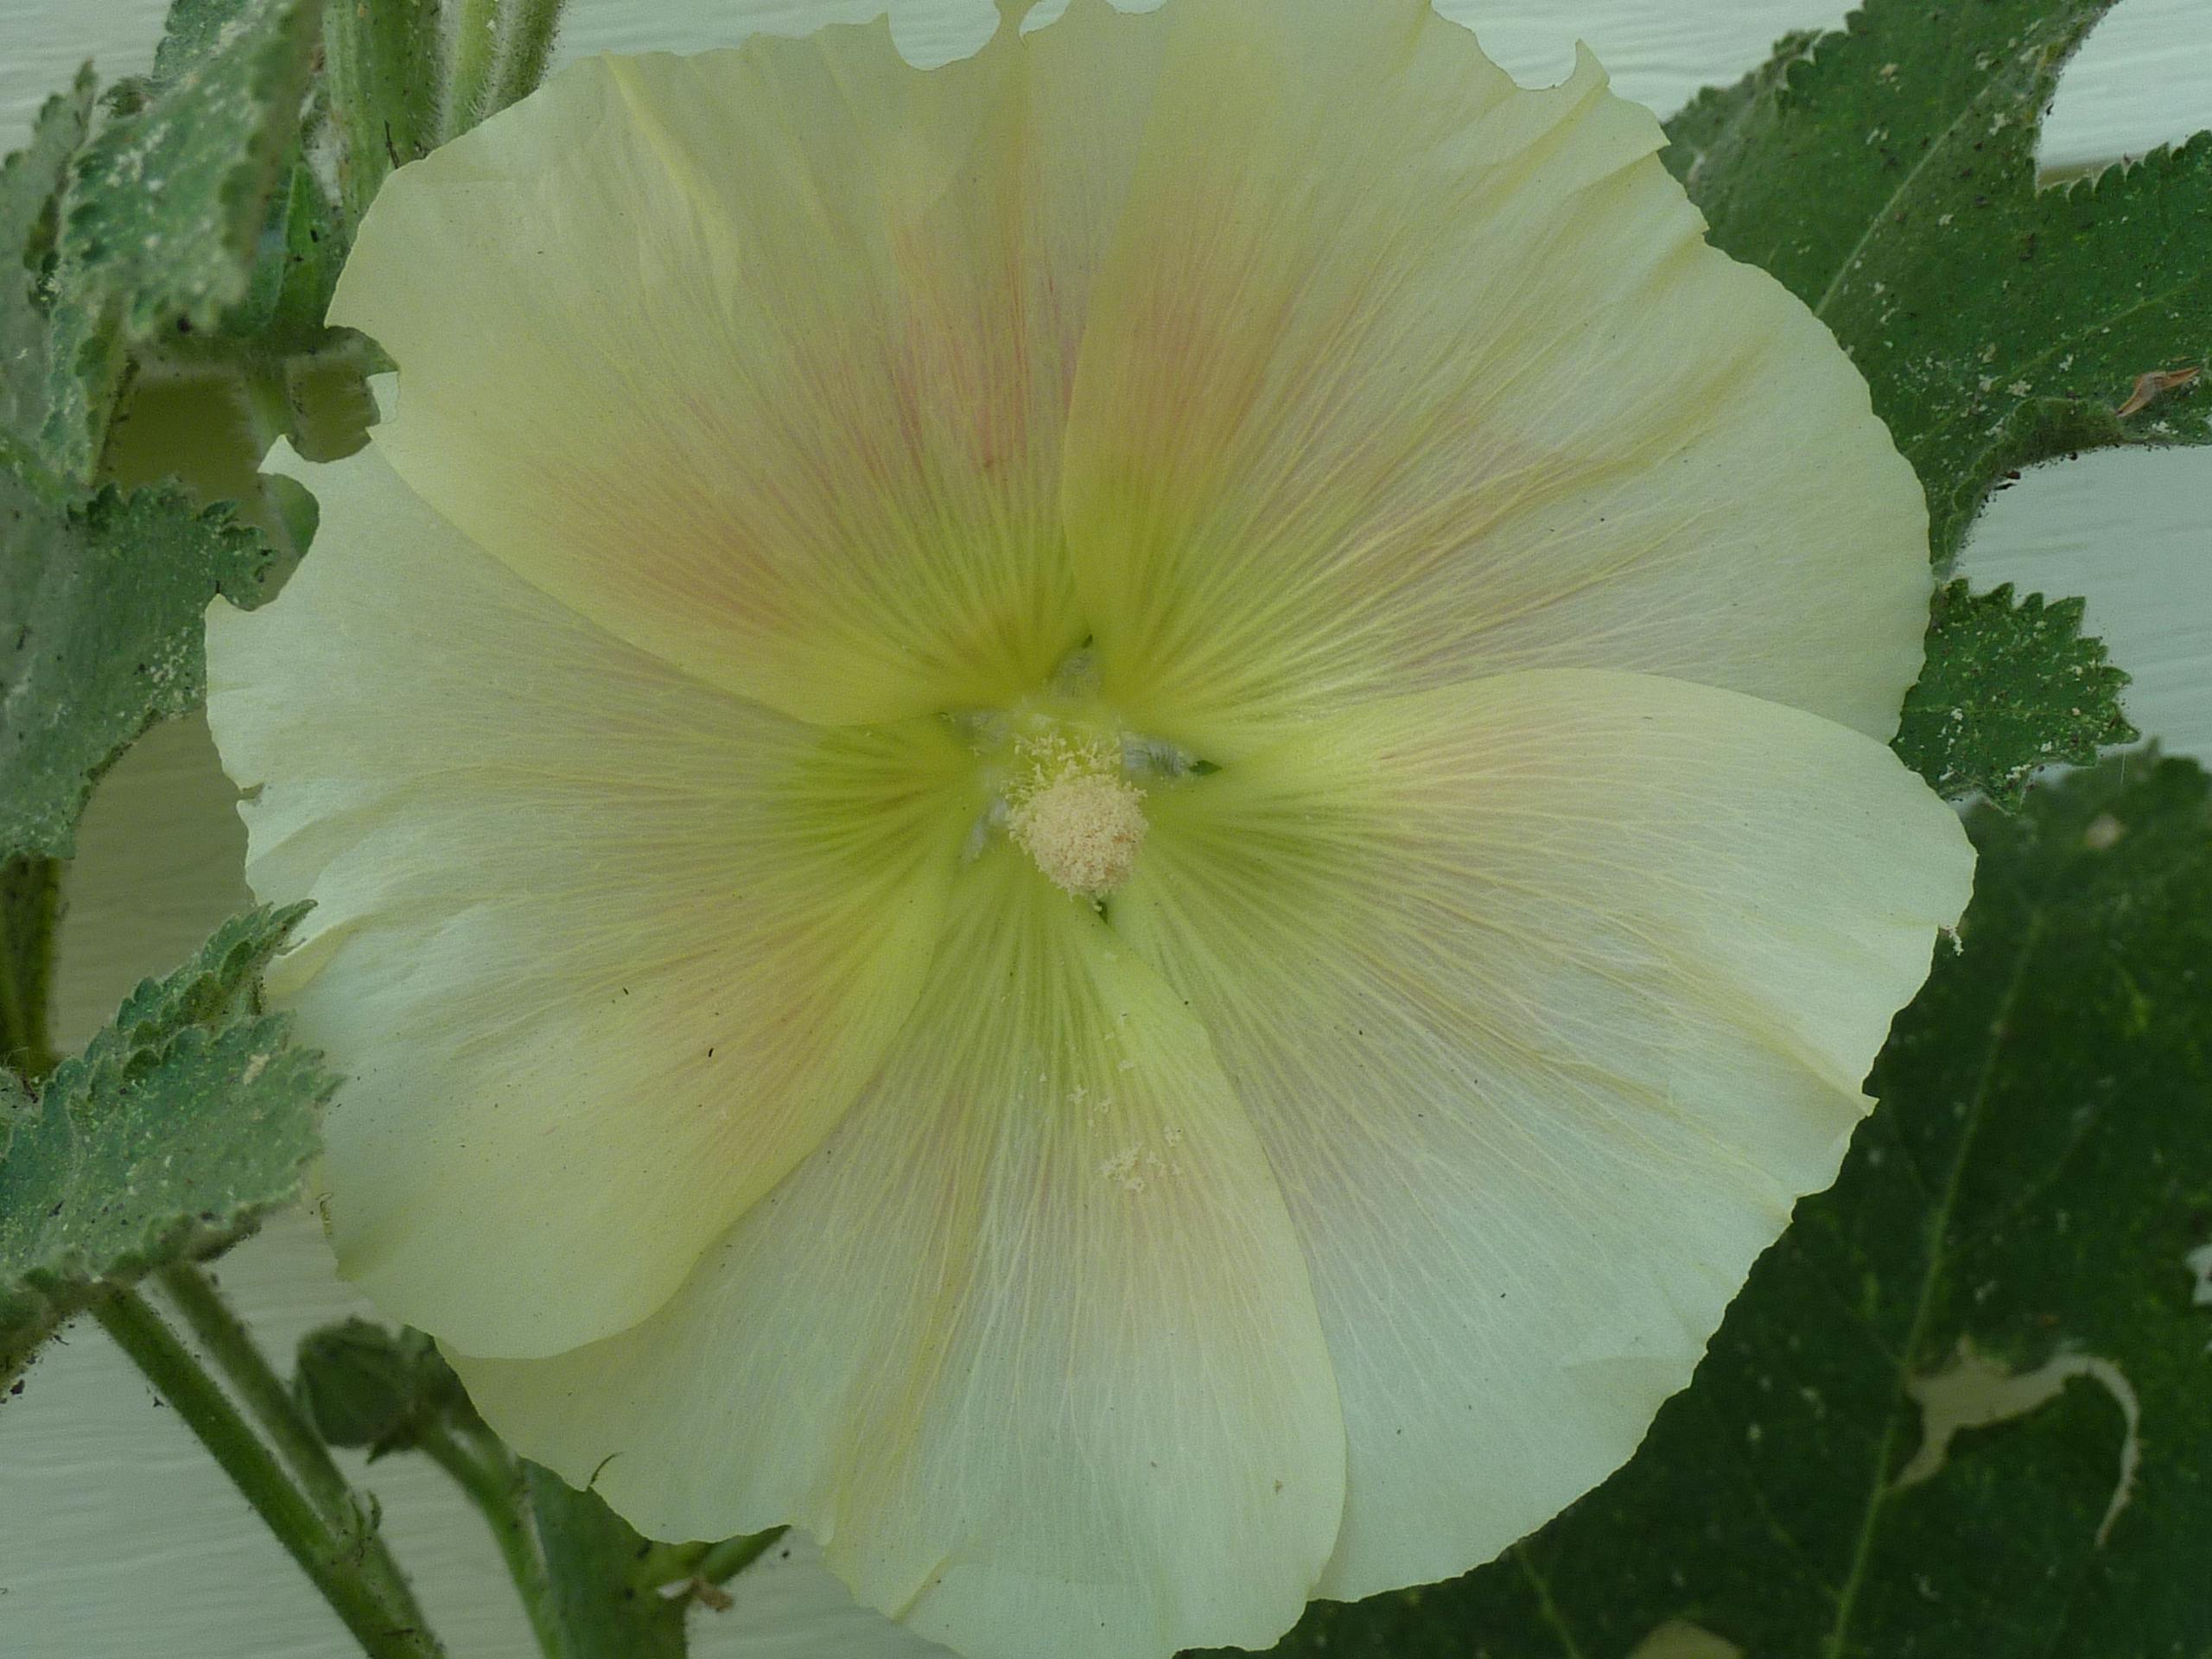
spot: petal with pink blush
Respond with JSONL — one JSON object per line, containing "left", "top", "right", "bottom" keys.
{"left": 1064, "top": 0, "right": 1929, "bottom": 759}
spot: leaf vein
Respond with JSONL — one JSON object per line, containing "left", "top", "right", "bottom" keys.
{"left": 1821, "top": 908, "right": 2048, "bottom": 1658}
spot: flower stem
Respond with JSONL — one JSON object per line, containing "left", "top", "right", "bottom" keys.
{"left": 488, "top": 0, "right": 571, "bottom": 117}
{"left": 0, "top": 854, "right": 60, "bottom": 1083}
{"left": 416, "top": 1427, "right": 568, "bottom": 1659}
{"left": 444, "top": 0, "right": 502, "bottom": 137}
{"left": 92, "top": 1287, "right": 446, "bottom": 1659}
{"left": 694, "top": 1527, "right": 786, "bottom": 1587}
{"left": 325, "top": 0, "right": 443, "bottom": 226}
{"left": 158, "top": 1262, "right": 353, "bottom": 1519}
{"left": 156, "top": 1262, "right": 435, "bottom": 1637}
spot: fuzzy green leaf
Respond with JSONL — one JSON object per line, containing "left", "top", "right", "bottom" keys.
{"left": 0, "top": 1065, "right": 30, "bottom": 1155}
{"left": 1895, "top": 579, "right": 2137, "bottom": 806}
{"left": 0, "top": 905, "right": 334, "bottom": 1394}
{"left": 1229, "top": 755, "right": 2212, "bottom": 1659}
{"left": 0, "top": 67, "right": 94, "bottom": 482}
{"left": 1662, "top": 0, "right": 2206, "bottom": 803}
{"left": 1664, "top": 0, "right": 2211, "bottom": 563}
{"left": 0, "top": 474, "right": 276, "bottom": 860}
{"left": 42, "top": 0, "right": 323, "bottom": 480}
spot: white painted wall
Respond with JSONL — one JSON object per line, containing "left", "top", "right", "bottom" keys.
{"left": 9, "top": 0, "right": 2212, "bottom": 164}
{"left": 1, "top": 2, "right": 2208, "bottom": 1656}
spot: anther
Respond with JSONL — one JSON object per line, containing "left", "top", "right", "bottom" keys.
{"left": 1008, "top": 764, "right": 1147, "bottom": 898}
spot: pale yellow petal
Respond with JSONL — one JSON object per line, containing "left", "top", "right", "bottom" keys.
{"left": 1111, "top": 669, "right": 1974, "bottom": 1598}
{"left": 709, "top": 1531, "right": 956, "bottom": 1659}
{"left": 1064, "top": 0, "right": 1929, "bottom": 758}
{"left": 206, "top": 437, "right": 977, "bottom": 1357}
{"left": 456, "top": 846, "right": 1342, "bottom": 1659}
{"left": 51, "top": 714, "right": 251, "bottom": 1052}
{"left": 333, "top": 4, "right": 1166, "bottom": 726}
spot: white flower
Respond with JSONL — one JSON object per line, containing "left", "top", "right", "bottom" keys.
{"left": 207, "top": 3, "right": 1975, "bottom": 1656}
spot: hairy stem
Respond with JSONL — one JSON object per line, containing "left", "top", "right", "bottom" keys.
{"left": 418, "top": 1427, "right": 567, "bottom": 1659}
{"left": 157, "top": 1262, "right": 435, "bottom": 1635}
{"left": 445, "top": 0, "right": 502, "bottom": 136}
{"left": 93, "top": 1287, "right": 445, "bottom": 1659}
{"left": 489, "top": 0, "right": 571, "bottom": 116}
{"left": 324, "top": 0, "right": 442, "bottom": 225}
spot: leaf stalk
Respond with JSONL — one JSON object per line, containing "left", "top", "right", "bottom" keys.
{"left": 93, "top": 1286, "right": 446, "bottom": 1659}
{"left": 157, "top": 1262, "right": 435, "bottom": 1636}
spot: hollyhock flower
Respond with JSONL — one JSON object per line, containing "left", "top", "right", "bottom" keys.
{"left": 204, "top": 1, "right": 1976, "bottom": 1655}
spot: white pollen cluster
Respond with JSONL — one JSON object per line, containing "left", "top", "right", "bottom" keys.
{"left": 1009, "top": 769, "right": 1148, "bottom": 898}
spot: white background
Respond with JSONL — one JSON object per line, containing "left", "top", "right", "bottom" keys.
{"left": 1, "top": 3, "right": 2208, "bottom": 1656}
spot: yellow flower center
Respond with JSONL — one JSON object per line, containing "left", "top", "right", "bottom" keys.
{"left": 1007, "top": 743, "right": 1149, "bottom": 898}
{"left": 957, "top": 652, "right": 1198, "bottom": 901}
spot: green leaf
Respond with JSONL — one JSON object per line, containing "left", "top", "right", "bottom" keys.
{"left": 1894, "top": 579, "right": 2137, "bottom": 806}
{"left": 521, "top": 1462, "right": 691, "bottom": 1659}
{"left": 0, "top": 1065, "right": 30, "bottom": 1152}
{"left": 0, "top": 904, "right": 334, "bottom": 1393}
{"left": 1664, "top": 0, "right": 2211, "bottom": 563}
{"left": 1230, "top": 755, "right": 2212, "bottom": 1658}
{"left": 1662, "top": 0, "right": 2208, "bottom": 803}
{"left": 295, "top": 1319, "right": 480, "bottom": 1458}
{"left": 0, "top": 67, "right": 95, "bottom": 480}
{"left": 0, "top": 475, "right": 276, "bottom": 860}
{"left": 43, "top": 0, "right": 324, "bottom": 480}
